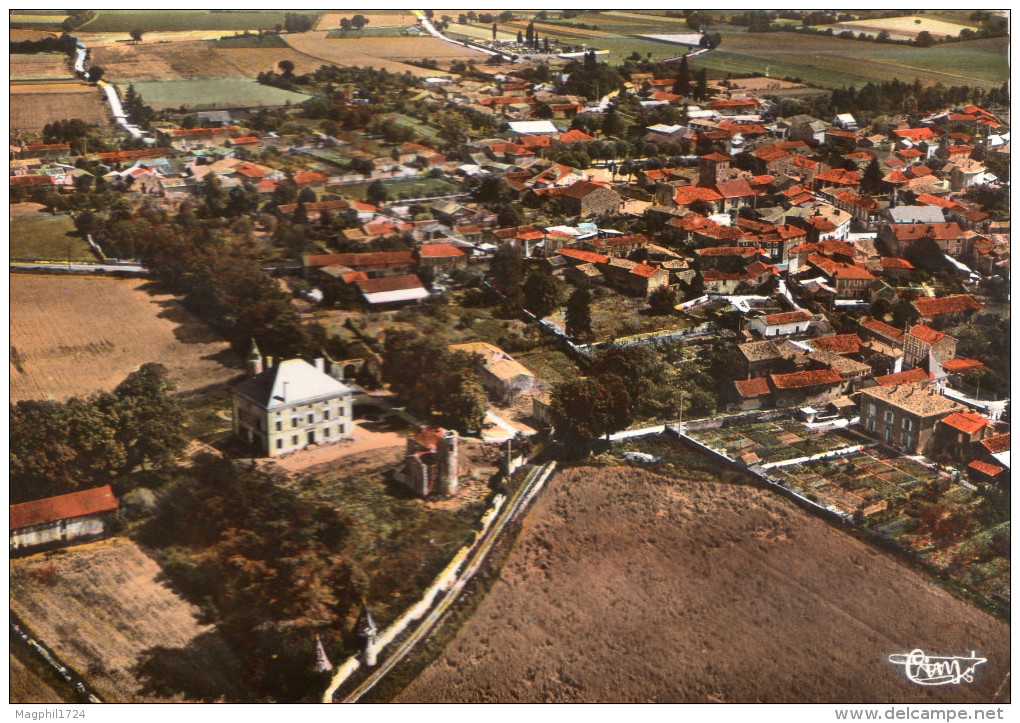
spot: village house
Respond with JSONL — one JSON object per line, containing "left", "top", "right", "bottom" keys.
{"left": 858, "top": 384, "right": 963, "bottom": 454}
{"left": 303, "top": 250, "right": 417, "bottom": 280}
{"left": 355, "top": 275, "right": 430, "bottom": 308}
{"left": 768, "top": 368, "right": 844, "bottom": 408}
{"left": 878, "top": 221, "right": 971, "bottom": 257}
{"left": 417, "top": 242, "right": 468, "bottom": 271}
{"left": 934, "top": 410, "right": 996, "bottom": 463}
{"left": 911, "top": 294, "right": 983, "bottom": 327}
{"left": 599, "top": 258, "right": 670, "bottom": 297}
{"left": 10, "top": 485, "right": 119, "bottom": 553}
{"left": 451, "top": 341, "right": 535, "bottom": 400}
{"left": 903, "top": 324, "right": 958, "bottom": 369}
{"left": 746, "top": 309, "right": 812, "bottom": 338}
{"left": 232, "top": 344, "right": 355, "bottom": 457}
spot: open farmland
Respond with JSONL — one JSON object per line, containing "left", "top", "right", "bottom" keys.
{"left": 10, "top": 53, "right": 75, "bottom": 80}
{"left": 10, "top": 274, "right": 237, "bottom": 403}
{"left": 9, "top": 83, "right": 111, "bottom": 132}
{"left": 689, "top": 32, "right": 1008, "bottom": 89}
{"left": 90, "top": 40, "right": 248, "bottom": 81}
{"left": 79, "top": 9, "right": 322, "bottom": 33}
{"left": 10, "top": 204, "right": 94, "bottom": 263}
{"left": 317, "top": 11, "right": 418, "bottom": 30}
{"left": 211, "top": 47, "right": 326, "bottom": 79}
{"left": 10, "top": 538, "right": 249, "bottom": 702}
{"left": 399, "top": 465, "right": 1010, "bottom": 703}
{"left": 822, "top": 15, "right": 977, "bottom": 41}
{"left": 284, "top": 31, "right": 482, "bottom": 75}
{"left": 115, "top": 77, "right": 310, "bottom": 110}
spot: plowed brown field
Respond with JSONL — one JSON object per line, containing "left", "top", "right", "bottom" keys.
{"left": 399, "top": 466, "right": 1010, "bottom": 704}
{"left": 10, "top": 84, "right": 111, "bottom": 132}
{"left": 10, "top": 274, "right": 237, "bottom": 402}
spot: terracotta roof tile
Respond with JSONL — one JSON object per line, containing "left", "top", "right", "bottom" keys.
{"left": 10, "top": 485, "right": 118, "bottom": 530}
{"left": 769, "top": 369, "right": 842, "bottom": 389}
{"left": 940, "top": 411, "right": 989, "bottom": 436}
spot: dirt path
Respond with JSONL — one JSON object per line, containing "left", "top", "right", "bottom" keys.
{"left": 398, "top": 466, "right": 1010, "bottom": 704}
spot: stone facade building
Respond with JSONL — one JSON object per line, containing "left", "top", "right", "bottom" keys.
{"left": 858, "top": 384, "right": 963, "bottom": 454}
{"left": 402, "top": 428, "right": 459, "bottom": 497}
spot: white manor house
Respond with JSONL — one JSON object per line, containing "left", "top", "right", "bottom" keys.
{"left": 233, "top": 342, "right": 355, "bottom": 457}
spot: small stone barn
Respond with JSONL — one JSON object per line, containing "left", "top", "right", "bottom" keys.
{"left": 10, "top": 485, "right": 119, "bottom": 553}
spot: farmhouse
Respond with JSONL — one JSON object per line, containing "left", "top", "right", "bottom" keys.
{"left": 232, "top": 344, "right": 355, "bottom": 457}
{"left": 10, "top": 485, "right": 119, "bottom": 553}
{"left": 451, "top": 341, "right": 536, "bottom": 400}
{"left": 355, "top": 275, "right": 430, "bottom": 308}
{"left": 747, "top": 310, "right": 812, "bottom": 338}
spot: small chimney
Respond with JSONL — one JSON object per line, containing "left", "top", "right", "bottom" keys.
{"left": 315, "top": 357, "right": 325, "bottom": 373}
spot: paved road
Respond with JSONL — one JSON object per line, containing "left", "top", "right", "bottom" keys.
{"left": 11, "top": 262, "right": 147, "bottom": 274}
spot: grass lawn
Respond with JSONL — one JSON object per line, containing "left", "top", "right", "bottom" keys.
{"left": 332, "top": 176, "right": 463, "bottom": 202}
{"left": 9, "top": 205, "right": 94, "bottom": 263}
{"left": 514, "top": 340, "right": 583, "bottom": 388}
{"left": 80, "top": 10, "right": 322, "bottom": 33}
{"left": 116, "top": 77, "right": 310, "bottom": 110}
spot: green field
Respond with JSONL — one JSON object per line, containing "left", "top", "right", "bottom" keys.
{"left": 688, "top": 32, "right": 1008, "bottom": 89}
{"left": 117, "top": 78, "right": 310, "bottom": 110}
{"left": 209, "top": 33, "right": 289, "bottom": 48}
{"left": 330, "top": 176, "right": 463, "bottom": 202}
{"left": 10, "top": 206, "right": 94, "bottom": 263}
{"left": 79, "top": 10, "right": 322, "bottom": 33}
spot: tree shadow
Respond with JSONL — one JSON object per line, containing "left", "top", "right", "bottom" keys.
{"left": 131, "top": 630, "right": 252, "bottom": 702}
{"left": 152, "top": 299, "right": 227, "bottom": 345}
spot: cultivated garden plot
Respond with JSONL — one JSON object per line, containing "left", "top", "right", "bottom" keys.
{"left": 686, "top": 418, "right": 864, "bottom": 464}
{"left": 769, "top": 449, "right": 1009, "bottom": 610}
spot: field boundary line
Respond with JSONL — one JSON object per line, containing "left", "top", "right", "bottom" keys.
{"left": 11, "top": 613, "right": 104, "bottom": 703}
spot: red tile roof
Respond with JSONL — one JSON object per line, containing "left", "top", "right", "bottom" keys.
{"left": 967, "top": 459, "right": 1004, "bottom": 477}
{"left": 874, "top": 368, "right": 931, "bottom": 386}
{"left": 908, "top": 324, "right": 946, "bottom": 345}
{"left": 10, "top": 485, "right": 118, "bottom": 530}
{"left": 763, "top": 310, "right": 812, "bottom": 325}
{"left": 293, "top": 171, "right": 329, "bottom": 185}
{"left": 769, "top": 369, "right": 842, "bottom": 389}
{"left": 673, "top": 185, "right": 723, "bottom": 205}
{"left": 888, "top": 222, "right": 966, "bottom": 242}
{"left": 880, "top": 257, "right": 915, "bottom": 270}
{"left": 860, "top": 317, "right": 904, "bottom": 341}
{"left": 229, "top": 135, "right": 259, "bottom": 144}
{"left": 940, "top": 410, "right": 989, "bottom": 436}
{"left": 735, "top": 377, "right": 770, "bottom": 398}
{"left": 305, "top": 250, "right": 415, "bottom": 269}
{"left": 630, "top": 263, "right": 662, "bottom": 279}
{"left": 418, "top": 243, "right": 466, "bottom": 258}
{"left": 894, "top": 127, "right": 936, "bottom": 142}
{"left": 10, "top": 175, "right": 53, "bottom": 187}
{"left": 980, "top": 433, "right": 1010, "bottom": 454}
{"left": 558, "top": 248, "right": 609, "bottom": 265}
{"left": 702, "top": 152, "right": 732, "bottom": 162}
{"left": 697, "top": 246, "right": 764, "bottom": 257}
{"left": 714, "top": 178, "right": 755, "bottom": 199}
{"left": 940, "top": 358, "right": 984, "bottom": 372}
{"left": 815, "top": 168, "right": 861, "bottom": 185}
{"left": 812, "top": 334, "right": 863, "bottom": 355}
{"left": 913, "top": 295, "right": 983, "bottom": 317}
{"left": 355, "top": 274, "right": 425, "bottom": 294}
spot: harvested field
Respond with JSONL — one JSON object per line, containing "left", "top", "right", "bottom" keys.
{"left": 400, "top": 466, "right": 1010, "bottom": 703}
{"left": 74, "top": 30, "right": 235, "bottom": 46}
{"left": 284, "top": 31, "right": 481, "bottom": 75}
{"left": 10, "top": 53, "right": 74, "bottom": 80}
{"left": 115, "top": 77, "right": 309, "bottom": 110}
{"left": 317, "top": 11, "right": 417, "bottom": 30}
{"left": 10, "top": 203, "right": 94, "bottom": 263}
{"left": 10, "top": 538, "right": 249, "bottom": 702}
{"left": 89, "top": 40, "right": 245, "bottom": 81}
{"left": 10, "top": 29, "right": 59, "bottom": 41}
{"left": 823, "top": 15, "right": 977, "bottom": 41}
{"left": 9, "top": 274, "right": 237, "bottom": 403}
{"left": 9, "top": 83, "right": 111, "bottom": 132}
{"left": 10, "top": 645, "right": 79, "bottom": 704}
{"left": 211, "top": 46, "right": 327, "bottom": 79}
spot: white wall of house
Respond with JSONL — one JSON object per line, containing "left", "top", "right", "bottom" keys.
{"left": 11, "top": 515, "right": 110, "bottom": 552}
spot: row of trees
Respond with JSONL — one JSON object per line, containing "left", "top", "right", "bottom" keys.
{"left": 10, "top": 364, "right": 186, "bottom": 504}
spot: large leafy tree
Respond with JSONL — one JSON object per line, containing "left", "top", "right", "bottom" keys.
{"left": 564, "top": 287, "right": 593, "bottom": 339}
{"left": 523, "top": 267, "right": 561, "bottom": 318}
{"left": 112, "top": 363, "right": 187, "bottom": 471}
